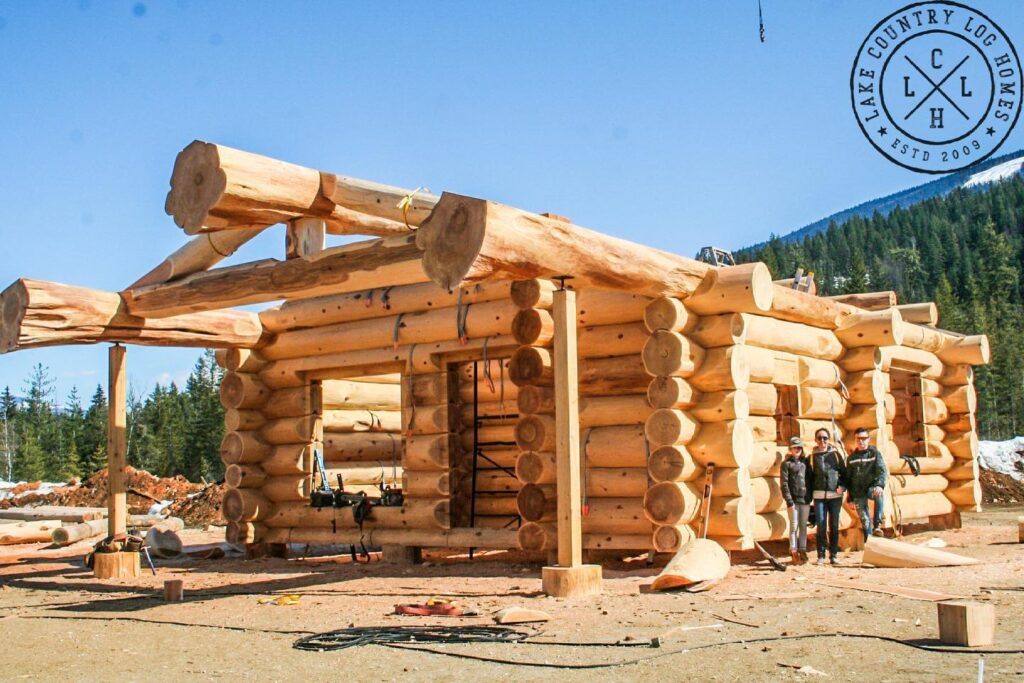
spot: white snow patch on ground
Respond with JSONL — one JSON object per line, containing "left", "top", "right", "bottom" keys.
{"left": 978, "top": 437, "right": 1024, "bottom": 481}
{"left": 0, "top": 480, "right": 68, "bottom": 501}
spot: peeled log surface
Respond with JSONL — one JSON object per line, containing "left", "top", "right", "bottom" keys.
{"left": 846, "top": 370, "right": 887, "bottom": 405}
{"left": 835, "top": 309, "right": 904, "bottom": 348}
{"left": 220, "top": 373, "right": 270, "bottom": 410}
{"left": 262, "top": 280, "right": 511, "bottom": 333}
{"left": 579, "top": 355, "right": 651, "bottom": 396}
{"left": 164, "top": 140, "right": 438, "bottom": 233}
{"left": 263, "top": 299, "right": 517, "bottom": 361}
{"left": 689, "top": 314, "right": 747, "bottom": 348}
{"left": 652, "top": 524, "right": 697, "bottom": 553}
{"left": 862, "top": 535, "right": 978, "bottom": 568}
{"left": 578, "top": 322, "right": 648, "bottom": 359}
{"left": 651, "top": 538, "right": 730, "bottom": 591}
{"left": 704, "top": 495, "right": 755, "bottom": 536}
{"left": 512, "top": 308, "right": 552, "bottom": 346}
{"left": 323, "top": 409, "right": 401, "bottom": 433}
{"left": 510, "top": 281, "right": 651, "bottom": 325}
{"left": 261, "top": 416, "right": 321, "bottom": 445}
{"left": 403, "top": 434, "right": 451, "bottom": 470}
{"left": 684, "top": 263, "right": 774, "bottom": 315}
{"left": 692, "top": 390, "right": 749, "bottom": 422}
{"left": 517, "top": 523, "right": 652, "bottom": 552}
{"left": 579, "top": 395, "right": 653, "bottom": 427}
{"left": 123, "top": 234, "right": 428, "bottom": 318}
{"left": 265, "top": 500, "right": 450, "bottom": 530}
{"left": 220, "top": 431, "right": 271, "bottom": 465}
{"left": 515, "top": 451, "right": 556, "bottom": 484}
{"left": 749, "top": 442, "right": 785, "bottom": 478}
{"left": 888, "top": 450, "right": 954, "bottom": 475}
{"left": 509, "top": 346, "right": 552, "bottom": 386}
{"left": 688, "top": 347, "right": 749, "bottom": 392}
{"left": 897, "top": 302, "right": 939, "bottom": 326}
{"left": 225, "top": 464, "right": 266, "bottom": 488}
{"left": 266, "top": 526, "right": 515, "bottom": 549}
{"left": 744, "top": 314, "right": 844, "bottom": 359}
{"left": 645, "top": 409, "right": 699, "bottom": 447}
{"left": 403, "top": 471, "right": 450, "bottom": 497}
{"left": 942, "top": 385, "right": 977, "bottom": 414}
{"left": 890, "top": 474, "right": 949, "bottom": 495}
{"left": 647, "top": 445, "right": 700, "bottom": 483}
{"left": 415, "top": 192, "right": 713, "bottom": 295}
{"left": 644, "top": 297, "right": 691, "bottom": 333}
{"left": 146, "top": 523, "right": 184, "bottom": 558}
{"left": 944, "top": 479, "right": 982, "bottom": 507}
{"left": 222, "top": 488, "right": 273, "bottom": 522}
{"left": 749, "top": 476, "right": 785, "bottom": 512}
{"left": 770, "top": 286, "right": 853, "bottom": 329}
{"left": 946, "top": 431, "right": 979, "bottom": 460}
{"left": 799, "top": 386, "right": 849, "bottom": 420}
{"left": 1, "top": 279, "right": 262, "bottom": 352}
{"left": 324, "top": 431, "right": 402, "bottom": 462}
{"left": 51, "top": 519, "right": 108, "bottom": 545}
{"left": 892, "top": 491, "right": 956, "bottom": 519}
{"left": 130, "top": 227, "right": 267, "bottom": 289}
{"left": 826, "top": 291, "right": 898, "bottom": 310}
{"left": 937, "top": 334, "right": 990, "bottom": 366}
{"left": 225, "top": 409, "right": 265, "bottom": 432}
{"left": 647, "top": 377, "right": 696, "bottom": 410}
{"left": 746, "top": 383, "right": 778, "bottom": 416}
{"left": 643, "top": 481, "right": 702, "bottom": 525}
{"left": 713, "top": 467, "right": 752, "bottom": 497}
{"left": 642, "top": 330, "right": 706, "bottom": 378}
{"left": 688, "top": 420, "right": 754, "bottom": 468}
{"left": 225, "top": 521, "right": 264, "bottom": 545}
{"left": 584, "top": 425, "right": 647, "bottom": 467}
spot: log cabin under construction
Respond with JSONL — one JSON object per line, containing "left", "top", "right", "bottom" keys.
{"left": 0, "top": 141, "right": 990, "bottom": 582}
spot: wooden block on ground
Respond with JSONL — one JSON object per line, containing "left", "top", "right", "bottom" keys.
{"left": 541, "top": 564, "right": 602, "bottom": 598}
{"left": 1018, "top": 516, "right": 1023, "bottom": 543}
{"left": 494, "top": 606, "right": 551, "bottom": 624}
{"left": 93, "top": 551, "right": 141, "bottom": 579}
{"left": 937, "top": 601, "right": 995, "bottom": 646}
{"left": 381, "top": 545, "right": 422, "bottom": 565}
{"left": 164, "top": 579, "right": 184, "bottom": 602}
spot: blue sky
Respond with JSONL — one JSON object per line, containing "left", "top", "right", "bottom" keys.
{"left": 1, "top": 0, "right": 1023, "bottom": 401}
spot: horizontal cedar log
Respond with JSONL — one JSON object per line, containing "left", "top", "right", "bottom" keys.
{"left": 264, "top": 500, "right": 450, "bottom": 530}
{"left": 262, "top": 299, "right": 517, "bottom": 361}
{"left": 891, "top": 491, "right": 955, "bottom": 519}
{"left": 769, "top": 285, "right": 855, "bottom": 329}
{"left": 644, "top": 409, "right": 700, "bottom": 447}
{"left": 324, "top": 431, "right": 403, "bottom": 462}
{"left": 683, "top": 263, "right": 774, "bottom": 315}
{"left": 123, "top": 234, "right": 428, "bottom": 318}
{"left": 643, "top": 481, "right": 702, "bottom": 525}
{"left": 743, "top": 313, "right": 844, "bottom": 359}
{"left": 1, "top": 279, "right": 263, "bottom": 352}
{"left": 415, "top": 192, "right": 716, "bottom": 296}
{"left": 651, "top": 524, "right": 697, "bottom": 553}
{"left": 642, "top": 330, "right": 707, "bottom": 378}
{"left": 165, "top": 140, "right": 439, "bottom": 233}
{"left": 890, "top": 474, "right": 949, "bottom": 495}
{"left": 897, "top": 302, "right": 939, "bottom": 326}
{"left": 403, "top": 471, "right": 450, "bottom": 497}
{"left": 644, "top": 297, "right": 692, "bottom": 334}
{"left": 688, "top": 420, "right": 754, "bottom": 468}
{"left": 689, "top": 313, "right": 747, "bottom": 348}
{"left": 225, "top": 409, "right": 265, "bottom": 432}
{"left": 129, "top": 227, "right": 267, "bottom": 288}
{"left": 826, "top": 291, "right": 898, "bottom": 310}
{"left": 323, "top": 409, "right": 402, "bottom": 433}
{"left": 276, "top": 335, "right": 519, "bottom": 383}
{"left": 220, "top": 373, "right": 270, "bottom": 410}
{"left": 264, "top": 527, "right": 516, "bottom": 549}
{"left": 225, "top": 521, "right": 264, "bottom": 545}
{"left": 834, "top": 309, "right": 904, "bottom": 348}
{"left": 773, "top": 277, "right": 817, "bottom": 296}
{"left": 646, "top": 377, "right": 696, "bottom": 409}
{"left": 225, "top": 464, "right": 266, "bottom": 488}
{"left": 746, "top": 383, "right": 778, "bottom": 416}
{"left": 517, "top": 523, "right": 655, "bottom": 552}
{"left": 584, "top": 425, "right": 648, "bottom": 467}
{"left": 220, "top": 431, "right": 271, "bottom": 465}
{"left": 511, "top": 280, "right": 651, "bottom": 326}
{"left": 222, "top": 488, "right": 273, "bottom": 522}
{"left": 224, "top": 349, "right": 267, "bottom": 373}
{"left": 262, "top": 280, "right": 513, "bottom": 333}
{"left": 261, "top": 415, "right": 321, "bottom": 445}
{"left": 647, "top": 445, "right": 700, "bottom": 483}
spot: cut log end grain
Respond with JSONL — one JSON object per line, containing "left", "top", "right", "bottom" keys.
{"left": 517, "top": 484, "right": 554, "bottom": 522}
{"left": 642, "top": 330, "right": 705, "bottom": 377}
{"left": 643, "top": 481, "right": 701, "bottom": 525}
{"left": 510, "top": 279, "right": 551, "bottom": 310}
{"left": 415, "top": 194, "right": 490, "bottom": 291}
{"left": 647, "top": 445, "right": 699, "bottom": 483}
{"left": 512, "top": 308, "right": 552, "bottom": 346}
{"left": 509, "top": 346, "right": 552, "bottom": 386}
{"left": 165, "top": 140, "right": 231, "bottom": 233}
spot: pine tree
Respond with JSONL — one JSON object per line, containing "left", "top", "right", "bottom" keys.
{"left": 81, "top": 385, "right": 108, "bottom": 477}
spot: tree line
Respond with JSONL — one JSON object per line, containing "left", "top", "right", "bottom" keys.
{"left": 736, "top": 175, "right": 1024, "bottom": 440}
{"left": 1, "top": 350, "right": 224, "bottom": 484}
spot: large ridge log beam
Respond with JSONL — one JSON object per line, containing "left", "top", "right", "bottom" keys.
{"left": 1, "top": 279, "right": 263, "bottom": 352}
{"left": 415, "top": 193, "right": 727, "bottom": 299}
{"left": 122, "top": 234, "right": 429, "bottom": 318}
{"left": 165, "top": 140, "right": 438, "bottom": 234}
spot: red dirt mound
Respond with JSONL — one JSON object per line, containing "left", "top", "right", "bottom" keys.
{"left": 980, "top": 468, "right": 1024, "bottom": 504}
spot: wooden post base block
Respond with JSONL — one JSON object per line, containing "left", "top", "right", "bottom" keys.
{"left": 937, "top": 601, "right": 995, "bottom": 647}
{"left": 541, "top": 564, "right": 602, "bottom": 598}
{"left": 381, "top": 545, "right": 422, "bottom": 565}
{"left": 1017, "top": 516, "right": 1024, "bottom": 543}
{"left": 164, "top": 579, "right": 184, "bottom": 602}
{"left": 93, "top": 551, "right": 141, "bottom": 579}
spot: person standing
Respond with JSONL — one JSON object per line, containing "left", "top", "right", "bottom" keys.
{"left": 811, "top": 427, "right": 847, "bottom": 565}
{"left": 846, "top": 426, "right": 888, "bottom": 540}
{"left": 780, "top": 436, "right": 813, "bottom": 565}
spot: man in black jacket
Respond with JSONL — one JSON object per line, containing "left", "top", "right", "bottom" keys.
{"left": 846, "top": 427, "right": 888, "bottom": 540}
{"left": 780, "top": 436, "right": 813, "bottom": 565}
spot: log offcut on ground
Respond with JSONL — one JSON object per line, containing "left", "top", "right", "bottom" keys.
{"left": 1, "top": 279, "right": 263, "bottom": 351}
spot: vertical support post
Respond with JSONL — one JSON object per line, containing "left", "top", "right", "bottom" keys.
{"left": 542, "top": 286, "right": 601, "bottom": 597}
{"left": 286, "top": 217, "right": 326, "bottom": 259}
{"left": 107, "top": 344, "right": 127, "bottom": 538}
{"left": 553, "top": 289, "right": 583, "bottom": 568}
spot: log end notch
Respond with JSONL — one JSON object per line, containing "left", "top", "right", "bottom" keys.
{"left": 415, "top": 193, "right": 491, "bottom": 291}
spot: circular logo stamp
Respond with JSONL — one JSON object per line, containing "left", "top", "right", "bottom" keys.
{"left": 851, "top": 1, "right": 1022, "bottom": 173}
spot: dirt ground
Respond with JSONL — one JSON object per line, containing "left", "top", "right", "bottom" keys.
{"left": 0, "top": 508, "right": 1021, "bottom": 682}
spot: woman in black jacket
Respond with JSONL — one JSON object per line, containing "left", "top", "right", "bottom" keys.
{"left": 780, "top": 436, "right": 813, "bottom": 565}
{"left": 811, "top": 427, "right": 847, "bottom": 565}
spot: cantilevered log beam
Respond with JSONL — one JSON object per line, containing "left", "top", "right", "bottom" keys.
{"left": 1, "top": 279, "right": 262, "bottom": 352}
{"left": 164, "top": 140, "right": 437, "bottom": 234}
{"left": 129, "top": 226, "right": 267, "bottom": 288}
{"left": 122, "top": 234, "right": 429, "bottom": 318}
{"left": 415, "top": 193, "right": 727, "bottom": 299}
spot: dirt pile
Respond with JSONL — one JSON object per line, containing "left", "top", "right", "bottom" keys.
{"left": 165, "top": 482, "right": 227, "bottom": 527}
{"left": 979, "top": 467, "right": 1024, "bottom": 504}
{"left": 1, "top": 467, "right": 207, "bottom": 517}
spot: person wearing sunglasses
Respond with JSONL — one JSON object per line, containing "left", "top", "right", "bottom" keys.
{"left": 845, "top": 426, "right": 888, "bottom": 541}
{"left": 810, "top": 427, "right": 847, "bottom": 565}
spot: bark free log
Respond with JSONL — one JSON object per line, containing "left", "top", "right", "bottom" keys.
{"left": 1, "top": 279, "right": 262, "bottom": 352}
{"left": 129, "top": 227, "right": 267, "bottom": 288}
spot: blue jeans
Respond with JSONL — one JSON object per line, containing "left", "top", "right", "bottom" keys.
{"left": 814, "top": 497, "right": 842, "bottom": 558}
{"left": 853, "top": 489, "right": 885, "bottom": 539}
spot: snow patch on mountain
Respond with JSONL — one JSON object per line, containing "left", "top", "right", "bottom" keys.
{"left": 963, "top": 157, "right": 1024, "bottom": 189}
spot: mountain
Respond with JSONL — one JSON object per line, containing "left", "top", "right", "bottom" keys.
{"left": 747, "top": 149, "right": 1024, "bottom": 250}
